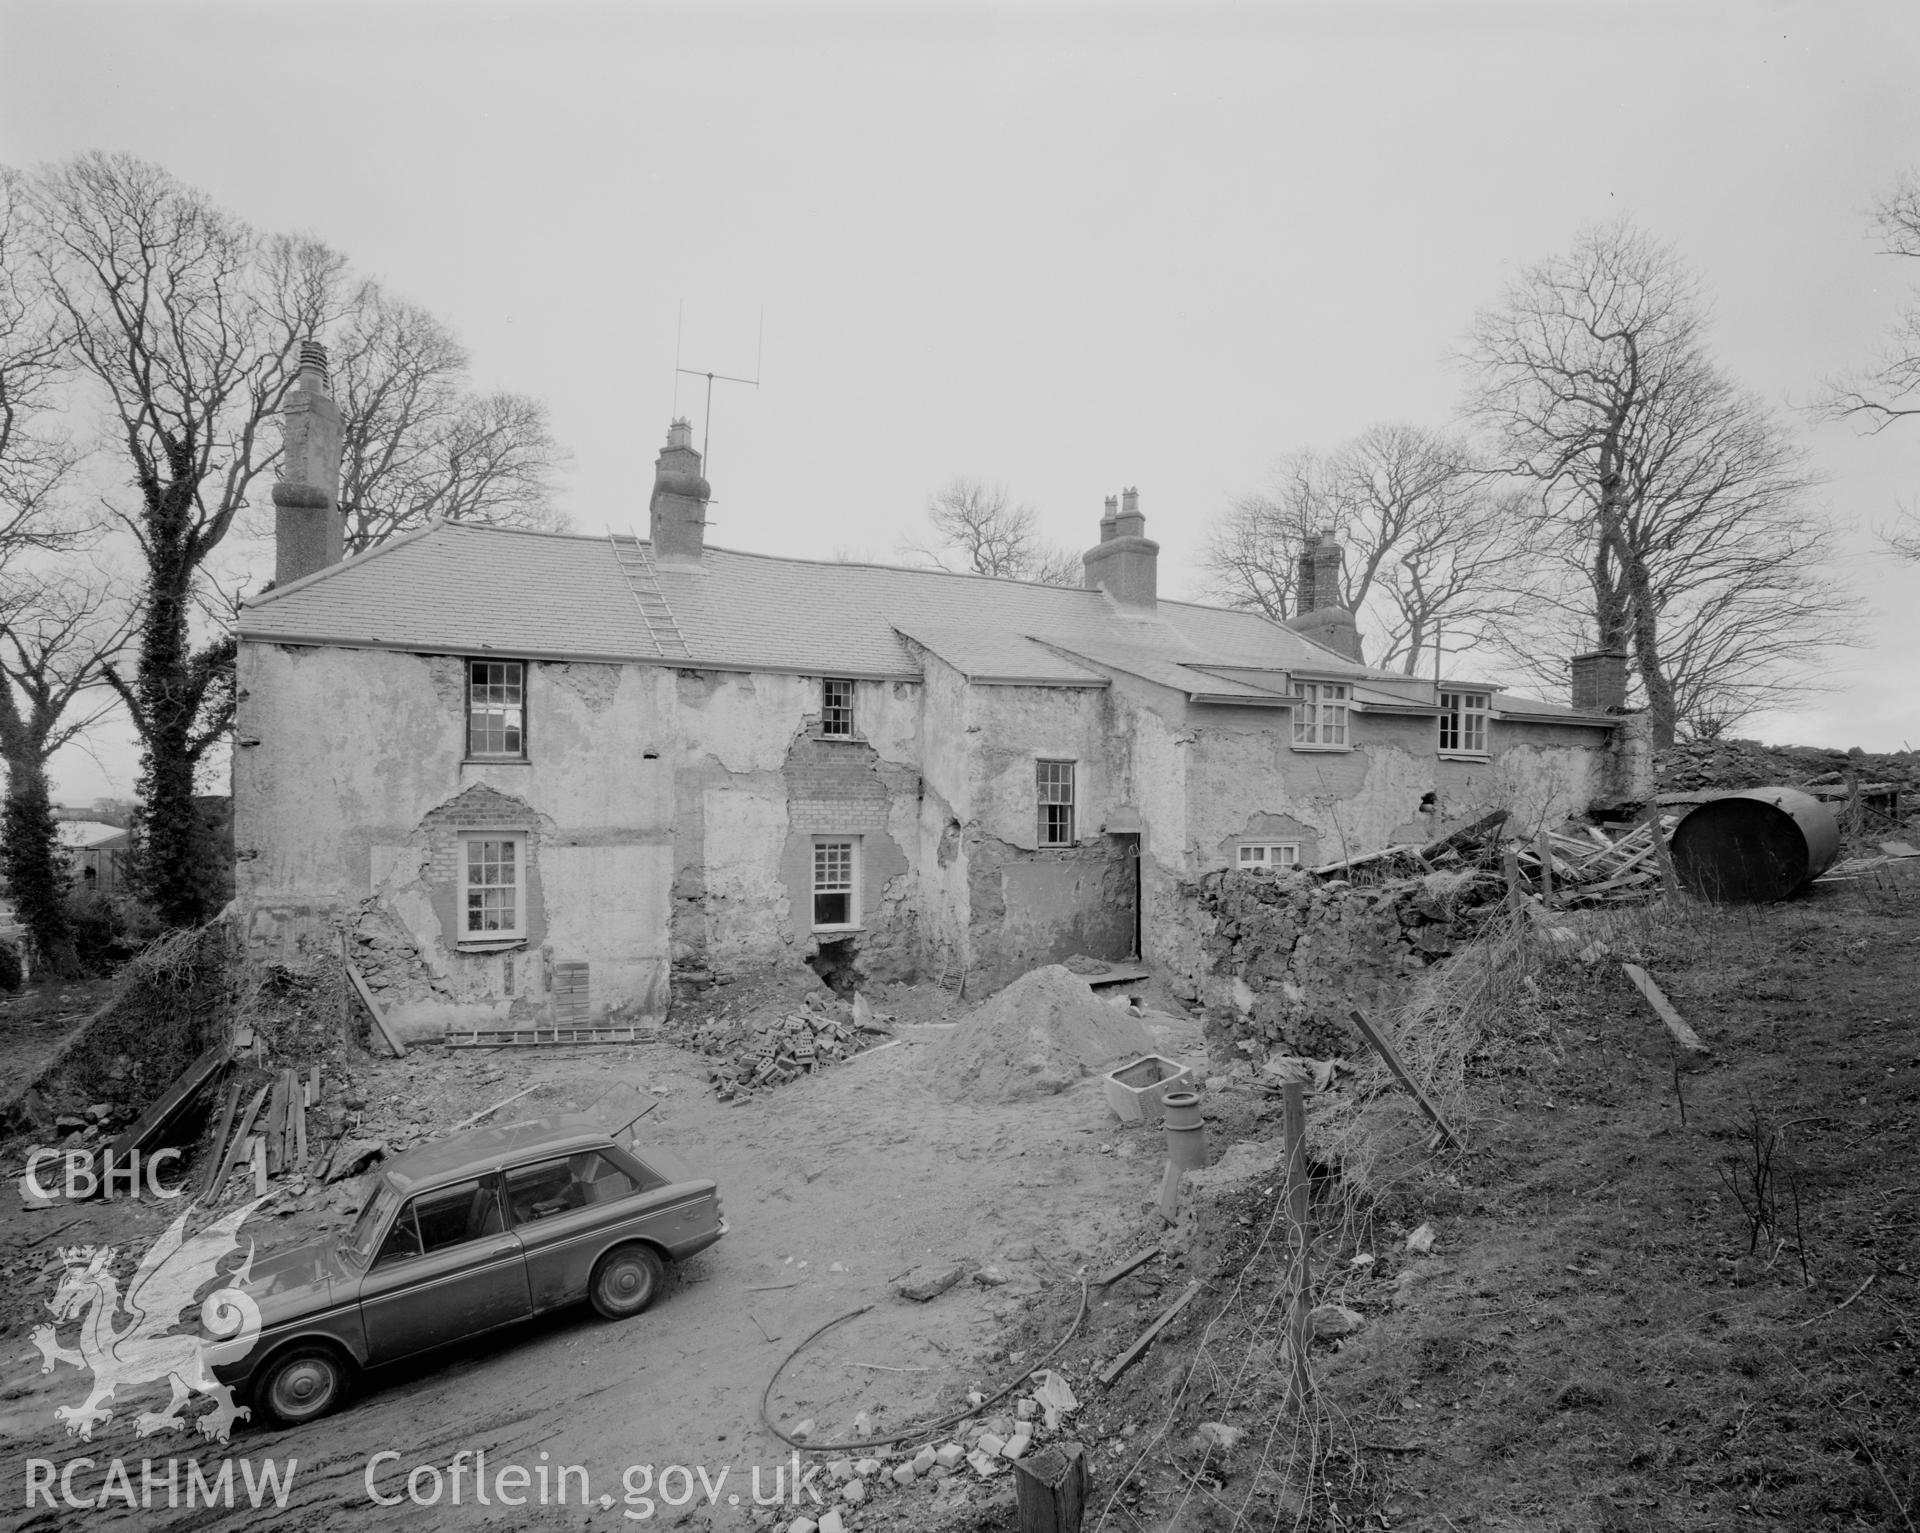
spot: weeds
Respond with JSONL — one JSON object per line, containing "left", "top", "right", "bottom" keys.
{"left": 1715, "top": 1094, "right": 1814, "bottom": 1283}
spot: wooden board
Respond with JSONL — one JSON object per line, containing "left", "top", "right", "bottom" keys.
{"left": 1622, "top": 963, "right": 1711, "bottom": 1054}
{"left": 95, "top": 1041, "right": 231, "bottom": 1194}
{"left": 346, "top": 961, "right": 407, "bottom": 1058}
{"left": 209, "top": 1084, "right": 270, "bottom": 1203}
{"left": 1347, "top": 1007, "right": 1463, "bottom": 1152}
{"left": 1099, "top": 1280, "right": 1203, "bottom": 1386}
{"left": 197, "top": 1080, "right": 244, "bottom": 1199}
{"left": 445, "top": 1024, "right": 658, "bottom": 1048}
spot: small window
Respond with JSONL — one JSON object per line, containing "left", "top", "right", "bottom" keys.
{"left": 468, "top": 660, "right": 527, "bottom": 759}
{"left": 1036, "top": 760, "right": 1076, "bottom": 847}
{"left": 1236, "top": 842, "right": 1301, "bottom": 870}
{"left": 462, "top": 832, "right": 527, "bottom": 940}
{"left": 1292, "top": 682, "right": 1350, "bottom": 749}
{"left": 813, "top": 837, "right": 858, "bottom": 929}
{"left": 1440, "top": 691, "right": 1491, "bottom": 755}
{"left": 821, "top": 678, "right": 855, "bottom": 738}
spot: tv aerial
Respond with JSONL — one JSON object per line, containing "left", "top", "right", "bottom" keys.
{"left": 673, "top": 304, "right": 764, "bottom": 495}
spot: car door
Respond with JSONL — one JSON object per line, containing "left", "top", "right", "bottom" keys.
{"left": 506, "top": 1151, "right": 651, "bottom": 1313}
{"left": 358, "top": 1176, "right": 531, "bottom": 1363}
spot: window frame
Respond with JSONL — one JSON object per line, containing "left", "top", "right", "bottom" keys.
{"left": 820, "top": 678, "right": 855, "bottom": 739}
{"left": 466, "top": 659, "right": 529, "bottom": 762}
{"left": 1439, "top": 690, "right": 1492, "bottom": 757}
{"left": 1036, "top": 759, "right": 1076, "bottom": 848}
{"left": 1236, "top": 841, "right": 1302, "bottom": 871}
{"left": 458, "top": 830, "right": 529, "bottom": 944}
{"left": 1291, "top": 681, "right": 1351, "bottom": 751}
{"left": 811, "top": 835, "right": 860, "bottom": 932}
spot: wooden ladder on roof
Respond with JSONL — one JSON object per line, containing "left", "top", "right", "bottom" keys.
{"left": 607, "top": 533, "right": 691, "bottom": 659}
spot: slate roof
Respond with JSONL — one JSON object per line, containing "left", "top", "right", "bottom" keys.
{"left": 237, "top": 522, "right": 1611, "bottom": 725}
{"left": 238, "top": 522, "right": 1388, "bottom": 691}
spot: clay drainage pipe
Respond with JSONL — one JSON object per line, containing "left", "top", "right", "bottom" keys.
{"left": 1162, "top": 1091, "right": 1208, "bottom": 1171}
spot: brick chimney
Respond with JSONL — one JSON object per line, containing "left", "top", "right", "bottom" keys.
{"left": 650, "top": 418, "right": 710, "bottom": 569}
{"left": 1289, "top": 529, "right": 1362, "bottom": 662}
{"left": 1082, "top": 486, "right": 1158, "bottom": 611}
{"left": 273, "top": 341, "right": 342, "bottom": 586}
{"left": 1570, "top": 649, "right": 1628, "bottom": 712}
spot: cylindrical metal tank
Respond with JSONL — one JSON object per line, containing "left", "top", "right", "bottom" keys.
{"left": 1668, "top": 787, "right": 1842, "bottom": 903}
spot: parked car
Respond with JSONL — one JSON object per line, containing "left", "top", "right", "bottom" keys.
{"left": 218, "top": 1114, "right": 726, "bottom": 1427}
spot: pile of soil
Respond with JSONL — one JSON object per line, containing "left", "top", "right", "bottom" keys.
{"left": 928, "top": 964, "right": 1153, "bottom": 1103}
{"left": 1658, "top": 737, "right": 1920, "bottom": 794}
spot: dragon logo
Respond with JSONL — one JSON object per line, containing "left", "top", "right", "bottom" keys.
{"left": 31, "top": 1196, "right": 270, "bottom": 1443}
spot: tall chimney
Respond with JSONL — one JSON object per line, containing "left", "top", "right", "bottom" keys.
{"left": 273, "top": 341, "right": 343, "bottom": 586}
{"left": 650, "top": 417, "right": 710, "bottom": 569}
{"left": 1570, "top": 649, "right": 1628, "bottom": 712}
{"left": 1289, "top": 529, "right": 1363, "bottom": 661}
{"left": 1081, "top": 485, "right": 1158, "bottom": 611}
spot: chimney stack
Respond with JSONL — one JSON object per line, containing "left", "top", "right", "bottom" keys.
{"left": 1082, "top": 486, "right": 1158, "bottom": 611}
{"left": 650, "top": 417, "right": 710, "bottom": 569}
{"left": 273, "top": 340, "right": 343, "bottom": 586}
{"left": 1288, "top": 529, "right": 1363, "bottom": 662}
{"left": 1570, "top": 649, "right": 1629, "bottom": 712}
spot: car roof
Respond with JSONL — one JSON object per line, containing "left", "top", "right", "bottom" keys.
{"left": 381, "top": 1113, "right": 614, "bottom": 1193}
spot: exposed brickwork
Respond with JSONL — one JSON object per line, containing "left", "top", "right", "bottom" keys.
{"left": 1570, "top": 650, "right": 1629, "bottom": 713}
{"left": 783, "top": 733, "right": 895, "bottom": 835}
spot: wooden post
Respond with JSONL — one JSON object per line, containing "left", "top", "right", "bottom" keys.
{"left": 1012, "top": 1441, "right": 1088, "bottom": 1533}
{"left": 1282, "top": 1080, "right": 1312, "bottom": 1413}
{"left": 1502, "top": 845, "right": 1526, "bottom": 912}
{"left": 1534, "top": 830, "right": 1555, "bottom": 906}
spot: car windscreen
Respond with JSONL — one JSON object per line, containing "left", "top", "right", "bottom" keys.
{"left": 341, "top": 1181, "right": 401, "bottom": 1267}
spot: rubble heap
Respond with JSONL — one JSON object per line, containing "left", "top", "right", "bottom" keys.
{"left": 688, "top": 991, "right": 893, "bottom": 1102}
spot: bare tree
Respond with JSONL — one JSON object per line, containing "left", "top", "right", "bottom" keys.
{"left": 1205, "top": 424, "right": 1544, "bottom": 674}
{"left": 23, "top": 151, "right": 348, "bottom": 927}
{"left": 1825, "top": 170, "right": 1920, "bottom": 559}
{"left": 0, "top": 170, "right": 88, "bottom": 564}
{"left": 1462, "top": 221, "right": 1853, "bottom": 744}
{"left": 903, "top": 477, "right": 1080, "bottom": 586}
{"left": 333, "top": 284, "right": 569, "bottom": 553}
{"left": 0, "top": 572, "right": 135, "bottom": 974}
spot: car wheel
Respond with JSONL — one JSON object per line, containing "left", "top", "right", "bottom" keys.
{"left": 590, "top": 1244, "right": 665, "bottom": 1320}
{"left": 259, "top": 1345, "right": 352, "bottom": 1427}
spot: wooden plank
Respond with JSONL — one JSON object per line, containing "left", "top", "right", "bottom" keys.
{"left": 209, "top": 1084, "right": 271, "bottom": 1203}
{"left": 1099, "top": 1280, "right": 1203, "bottom": 1386}
{"left": 346, "top": 961, "right": 407, "bottom": 1058}
{"left": 262, "top": 1077, "right": 286, "bottom": 1174}
{"left": 1534, "top": 830, "right": 1555, "bottom": 904}
{"left": 250, "top": 1136, "right": 268, "bottom": 1196}
{"left": 197, "top": 1080, "right": 244, "bottom": 1199}
{"left": 96, "top": 1042, "right": 231, "bottom": 1193}
{"left": 1346, "top": 1008, "right": 1463, "bottom": 1152}
{"left": 1621, "top": 963, "right": 1711, "bottom": 1054}
{"left": 1095, "top": 1246, "right": 1161, "bottom": 1287}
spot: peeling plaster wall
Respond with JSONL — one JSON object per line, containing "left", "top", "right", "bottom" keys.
{"left": 669, "top": 670, "right": 924, "bottom": 990}
{"left": 960, "top": 681, "right": 1136, "bottom": 990}
{"left": 235, "top": 643, "right": 673, "bottom": 1037}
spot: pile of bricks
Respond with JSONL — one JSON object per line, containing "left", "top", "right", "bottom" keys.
{"left": 693, "top": 996, "right": 890, "bottom": 1102}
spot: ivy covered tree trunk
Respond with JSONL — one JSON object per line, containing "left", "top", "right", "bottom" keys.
{"left": 0, "top": 753, "right": 78, "bottom": 977}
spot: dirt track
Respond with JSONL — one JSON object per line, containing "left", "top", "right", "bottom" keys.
{"left": 1, "top": 1009, "right": 1207, "bottom": 1531}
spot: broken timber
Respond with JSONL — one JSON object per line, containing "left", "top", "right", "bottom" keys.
{"left": 1346, "top": 1007, "right": 1463, "bottom": 1152}
{"left": 346, "top": 961, "right": 407, "bottom": 1058}
{"left": 92, "top": 1041, "right": 230, "bottom": 1197}
{"left": 1100, "top": 1280, "right": 1203, "bottom": 1386}
{"left": 1095, "top": 1247, "right": 1161, "bottom": 1287}
{"left": 1621, "top": 963, "right": 1711, "bottom": 1054}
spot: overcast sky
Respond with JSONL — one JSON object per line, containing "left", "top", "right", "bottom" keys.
{"left": 4, "top": 0, "right": 1918, "bottom": 804}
